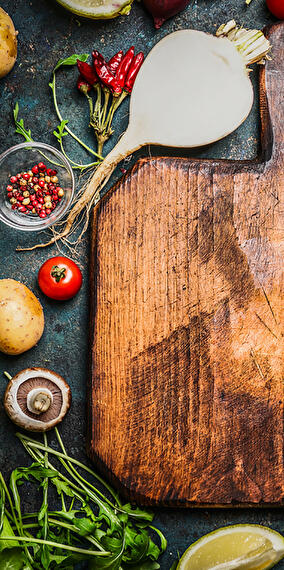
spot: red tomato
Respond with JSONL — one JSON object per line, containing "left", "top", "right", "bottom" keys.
{"left": 266, "top": 0, "right": 284, "bottom": 18}
{"left": 38, "top": 256, "right": 83, "bottom": 301}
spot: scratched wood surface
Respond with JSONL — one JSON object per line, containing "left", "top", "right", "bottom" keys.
{"left": 88, "top": 23, "right": 284, "bottom": 506}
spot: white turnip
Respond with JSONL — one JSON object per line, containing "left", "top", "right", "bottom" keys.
{"left": 21, "top": 21, "right": 271, "bottom": 251}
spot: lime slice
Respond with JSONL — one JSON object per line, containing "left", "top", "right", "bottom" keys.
{"left": 177, "top": 525, "right": 284, "bottom": 570}
{"left": 55, "top": 0, "right": 133, "bottom": 19}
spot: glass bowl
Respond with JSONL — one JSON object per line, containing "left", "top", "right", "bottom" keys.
{"left": 0, "top": 142, "right": 75, "bottom": 231}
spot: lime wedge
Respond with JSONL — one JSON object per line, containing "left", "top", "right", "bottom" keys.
{"left": 55, "top": 0, "right": 133, "bottom": 19}
{"left": 177, "top": 525, "right": 284, "bottom": 570}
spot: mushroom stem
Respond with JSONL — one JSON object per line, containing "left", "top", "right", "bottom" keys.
{"left": 27, "top": 388, "right": 53, "bottom": 415}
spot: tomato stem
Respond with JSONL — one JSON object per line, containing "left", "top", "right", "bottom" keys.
{"left": 51, "top": 265, "right": 66, "bottom": 283}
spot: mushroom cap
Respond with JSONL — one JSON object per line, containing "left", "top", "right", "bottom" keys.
{"left": 4, "top": 368, "right": 72, "bottom": 432}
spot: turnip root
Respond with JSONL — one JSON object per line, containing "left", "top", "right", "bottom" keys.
{"left": 19, "top": 21, "right": 271, "bottom": 251}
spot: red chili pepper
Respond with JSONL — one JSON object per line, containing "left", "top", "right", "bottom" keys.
{"left": 93, "top": 57, "right": 122, "bottom": 96}
{"left": 116, "top": 46, "right": 135, "bottom": 89}
{"left": 77, "top": 75, "right": 92, "bottom": 95}
{"left": 108, "top": 50, "right": 124, "bottom": 76}
{"left": 124, "top": 52, "right": 144, "bottom": 93}
{"left": 77, "top": 60, "right": 98, "bottom": 85}
{"left": 92, "top": 50, "right": 105, "bottom": 66}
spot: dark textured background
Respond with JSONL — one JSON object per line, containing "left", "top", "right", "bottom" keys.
{"left": 0, "top": 0, "right": 283, "bottom": 567}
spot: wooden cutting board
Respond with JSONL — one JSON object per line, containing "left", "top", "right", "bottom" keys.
{"left": 88, "top": 23, "right": 284, "bottom": 507}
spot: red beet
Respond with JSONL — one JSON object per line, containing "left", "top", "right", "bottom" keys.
{"left": 143, "top": 0, "right": 190, "bottom": 28}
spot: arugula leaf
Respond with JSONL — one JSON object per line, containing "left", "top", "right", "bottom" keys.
{"left": 72, "top": 516, "right": 96, "bottom": 537}
{"left": 40, "top": 543, "right": 50, "bottom": 570}
{"left": 0, "top": 516, "right": 19, "bottom": 552}
{"left": 53, "top": 53, "right": 89, "bottom": 73}
{"left": 150, "top": 526, "right": 167, "bottom": 554}
{"left": 4, "top": 430, "right": 167, "bottom": 568}
{"left": 13, "top": 103, "right": 33, "bottom": 143}
{"left": 121, "top": 504, "right": 154, "bottom": 523}
{"left": 12, "top": 464, "right": 56, "bottom": 485}
{"left": 50, "top": 552, "right": 85, "bottom": 568}
{"left": 52, "top": 478, "right": 74, "bottom": 499}
{"left": 169, "top": 561, "right": 179, "bottom": 570}
{"left": 88, "top": 548, "right": 123, "bottom": 569}
{"left": 0, "top": 547, "right": 25, "bottom": 569}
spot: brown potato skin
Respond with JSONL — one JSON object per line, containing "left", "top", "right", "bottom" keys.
{"left": 0, "top": 7, "right": 17, "bottom": 79}
{"left": 0, "top": 279, "right": 44, "bottom": 355}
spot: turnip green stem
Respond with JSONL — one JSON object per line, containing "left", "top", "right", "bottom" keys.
{"left": 58, "top": 136, "right": 100, "bottom": 170}
{"left": 50, "top": 73, "right": 103, "bottom": 160}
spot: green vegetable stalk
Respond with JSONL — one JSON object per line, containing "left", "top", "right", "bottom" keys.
{"left": 0, "top": 428, "right": 167, "bottom": 569}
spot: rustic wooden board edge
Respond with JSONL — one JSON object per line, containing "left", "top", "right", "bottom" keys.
{"left": 87, "top": 22, "right": 283, "bottom": 507}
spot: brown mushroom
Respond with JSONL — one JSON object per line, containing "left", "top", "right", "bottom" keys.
{"left": 4, "top": 368, "right": 71, "bottom": 432}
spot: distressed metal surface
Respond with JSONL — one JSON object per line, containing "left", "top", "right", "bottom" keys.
{"left": 0, "top": 0, "right": 283, "bottom": 567}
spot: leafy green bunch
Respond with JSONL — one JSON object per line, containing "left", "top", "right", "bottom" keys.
{"left": 0, "top": 428, "right": 166, "bottom": 569}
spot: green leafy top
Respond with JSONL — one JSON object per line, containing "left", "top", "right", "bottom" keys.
{"left": 53, "top": 54, "right": 89, "bottom": 73}
{"left": 13, "top": 103, "right": 33, "bottom": 142}
{"left": 0, "top": 429, "right": 167, "bottom": 570}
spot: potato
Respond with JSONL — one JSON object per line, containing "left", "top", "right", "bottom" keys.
{"left": 0, "top": 279, "right": 44, "bottom": 355}
{"left": 0, "top": 8, "right": 17, "bottom": 79}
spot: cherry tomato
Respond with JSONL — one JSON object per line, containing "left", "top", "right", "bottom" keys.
{"left": 38, "top": 256, "right": 83, "bottom": 301}
{"left": 266, "top": 0, "right": 284, "bottom": 18}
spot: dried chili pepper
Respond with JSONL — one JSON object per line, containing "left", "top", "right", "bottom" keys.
{"left": 92, "top": 50, "right": 105, "bottom": 65}
{"left": 77, "top": 75, "right": 92, "bottom": 95}
{"left": 124, "top": 52, "right": 144, "bottom": 93}
{"left": 108, "top": 50, "right": 124, "bottom": 75}
{"left": 116, "top": 46, "right": 135, "bottom": 89}
{"left": 93, "top": 57, "right": 122, "bottom": 95}
{"left": 77, "top": 60, "right": 98, "bottom": 85}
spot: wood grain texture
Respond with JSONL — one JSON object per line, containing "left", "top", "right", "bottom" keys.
{"left": 88, "top": 23, "right": 284, "bottom": 506}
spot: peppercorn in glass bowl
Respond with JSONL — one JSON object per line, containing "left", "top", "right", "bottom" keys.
{"left": 0, "top": 142, "right": 75, "bottom": 231}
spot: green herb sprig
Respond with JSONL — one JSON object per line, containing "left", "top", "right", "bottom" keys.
{"left": 0, "top": 428, "right": 166, "bottom": 569}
